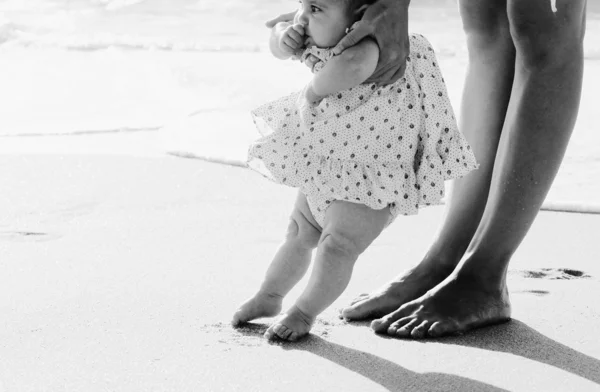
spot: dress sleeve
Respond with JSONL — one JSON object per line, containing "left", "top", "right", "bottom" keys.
{"left": 295, "top": 47, "right": 334, "bottom": 73}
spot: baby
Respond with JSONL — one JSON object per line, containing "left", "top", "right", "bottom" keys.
{"left": 232, "top": 0, "right": 478, "bottom": 341}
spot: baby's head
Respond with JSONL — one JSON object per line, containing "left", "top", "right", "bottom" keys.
{"left": 296, "top": 0, "right": 375, "bottom": 48}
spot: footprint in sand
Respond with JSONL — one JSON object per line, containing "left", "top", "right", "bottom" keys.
{"left": 510, "top": 268, "right": 590, "bottom": 280}
{"left": 47, "top": 202, "right": 98, "bottom": 222}
{"left": 0, "top": 231, "right": 61, "bottom": 242}
{"left": 513, "top": 289, "right": 550, "bottom": 296}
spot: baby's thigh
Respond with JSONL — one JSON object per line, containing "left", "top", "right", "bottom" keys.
{"left": 320, "top": 201, "right": 391, "bottom": 257}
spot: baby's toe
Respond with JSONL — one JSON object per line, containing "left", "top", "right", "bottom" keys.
{"left": 275, "top": 324, "right": 293, "bottom": 340}
{"left": 231, "top": 311, "right": 243, "bottom": 327}
{"left": 288, "top": 331, "right": 300, "bottom": 341}
{"left": 264, "top": 325, "right": 276, "bottom": 340}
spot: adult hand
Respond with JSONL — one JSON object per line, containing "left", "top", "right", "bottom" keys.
{"left": 303, "top": 54, "right": 321, "bottom": 73}
{"left": 266, "top": 11, "right": 297, "bottom": 28}
{"left": 334, "top": 0, "right": 410, "bottom": 85}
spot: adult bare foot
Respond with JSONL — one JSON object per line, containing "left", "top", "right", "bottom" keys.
{"left": 370, "top": 270, "right": 511, "bottom": 338}
{"left": 231, "top": 291, "right": 283, "bottom": 327}
{"left": 264, "top": 305, "right": 314, "bottom": 342}
{"left": 340, "top": 261, "right": 455, "bottom": 321}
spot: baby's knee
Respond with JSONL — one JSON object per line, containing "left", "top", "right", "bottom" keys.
{"left": 286, "top": 212, "right": 320, "bottom": 250}
{"left": 318, "top": 229, "right": 367, "bottom": 260}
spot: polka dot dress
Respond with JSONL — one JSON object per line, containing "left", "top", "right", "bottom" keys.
{"left": 247, "top": 34, "right": 478, "bottom": 227}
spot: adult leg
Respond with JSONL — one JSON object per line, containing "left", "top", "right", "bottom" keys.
{"left": 341, "top": 0, "right": 516, "bottom": 320}
{"left": 373, "top": 0, "right": 586, "bottom": 338}
{"left": 265, "top": 201, "right": 390, "bottom": 341}
{"left": 232, "top": 192, "right": 321, "bottom": 326}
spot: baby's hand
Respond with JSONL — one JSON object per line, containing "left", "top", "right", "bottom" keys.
{"left": 278, "top": 23, "right": 306, "bottom": 57}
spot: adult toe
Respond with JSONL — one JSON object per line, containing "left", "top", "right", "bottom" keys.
{"left": 386, "top": 316, "right": 412, "bottom": 335}
{"left": 341, "top": 297, "right": 381, "bottom": 320}
{"left": 349, "top": 293, "right": 370, "bottom": 306}
{"left": 370, "top": 304, "right": 413, "bottom": 333}
{"left": 395, "top": 318, "right": 420, "bottom": 338}
{"left": 428, "top": 320, "right": 458, "bottom": 338}
{"left": 410, "top": 320, "right": 431, "bottom": 339}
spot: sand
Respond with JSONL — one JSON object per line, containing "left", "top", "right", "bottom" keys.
{"left": 2, "top": 2, "right": 600, "bottom": 389}
{"left": 1, "top": 150, "right": 599, "bottom": 391}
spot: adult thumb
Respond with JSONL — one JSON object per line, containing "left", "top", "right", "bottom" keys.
{"left": 332, "top": 23, "right": 371, "bottom": 55}
{"left": 265, "top": 11, "right": 296, "bottom": 28}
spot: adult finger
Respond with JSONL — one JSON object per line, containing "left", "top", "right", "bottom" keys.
{"left": 332, "top": 22, "right": 372, "bottom": 55}
{"left": 265, "top": 11, "right": 296, "bottom": 28}
{"left": 304, "top": 55, "right": 320, "bottom": 72}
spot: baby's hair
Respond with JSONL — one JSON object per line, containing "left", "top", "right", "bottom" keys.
{"left": 341, "top": 0, "right": 377, "bottom": 10}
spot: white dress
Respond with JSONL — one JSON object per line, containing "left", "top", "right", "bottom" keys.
{"left": 247, "top": 33, "right": 478, "bottom": 227}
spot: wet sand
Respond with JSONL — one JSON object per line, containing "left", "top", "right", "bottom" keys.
{"left": 1, "top": 153, "right": 599, "bottom": 391}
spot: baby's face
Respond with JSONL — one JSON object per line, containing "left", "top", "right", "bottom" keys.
{"left": 296, "top": 0, "right": 354, "bottom": 48}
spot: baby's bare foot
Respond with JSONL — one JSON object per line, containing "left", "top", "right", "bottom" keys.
{"left": 231, "top": 291, "right": 283, "bottom": 327}
{"left": 264, "top": 305, "right": 315, "bottom": 341}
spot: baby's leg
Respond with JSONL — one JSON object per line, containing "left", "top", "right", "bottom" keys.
{"left": 265, "top": 201, "right": 390, "bottom": 341}
{"left": 232, "top": 192, "right": 321, "bottom": 326}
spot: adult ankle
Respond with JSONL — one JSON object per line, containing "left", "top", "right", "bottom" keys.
{"left": 419, "top": 246, "right": 465, "bottom": 274}
{"left": 455, "top": 251, "right": 510, "bottom": 288}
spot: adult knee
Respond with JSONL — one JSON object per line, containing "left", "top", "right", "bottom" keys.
{"left": 286, "top": 213, "right": 320, "bottom": 250}
{"left": 460, "top": 1, "right": 512, "bottom": 50}
{"left": 509, "top": 1, "right": 585, "bottom": 68}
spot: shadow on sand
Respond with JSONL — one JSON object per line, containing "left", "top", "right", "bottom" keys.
{"left": 437, "top": 319, "right": 600, "bottom": 385}
{"left": 288, "top": 335, "right": 508, "bottom": 392}
{"left": 236, "top": 319, "right": 599, "bottom": 390}
{"left": 236, "top": 323, "right": 506, "bottom": 391}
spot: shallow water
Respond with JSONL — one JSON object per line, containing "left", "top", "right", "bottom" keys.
{"left": 0, "top": 0, "right": 470, "bottom": 135}
{"left": 1, "top": 0, "right": 599, "bottom": 134}
{"left": 1, "top": 0, "right": 599, "bottom": 205}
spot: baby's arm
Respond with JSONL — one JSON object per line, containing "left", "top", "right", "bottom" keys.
{"left": 305, "top": 38, "right": 380, "bottom": 103}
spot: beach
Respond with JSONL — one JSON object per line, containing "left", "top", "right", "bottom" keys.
{"left": 2, "top": 0, "right": 600, "bottom": 206}
{"left": 1, "top": 154, "right": 600, "bottom": 391}
{"left": 1, "top": 1, "right": 600, "bottom": 390}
